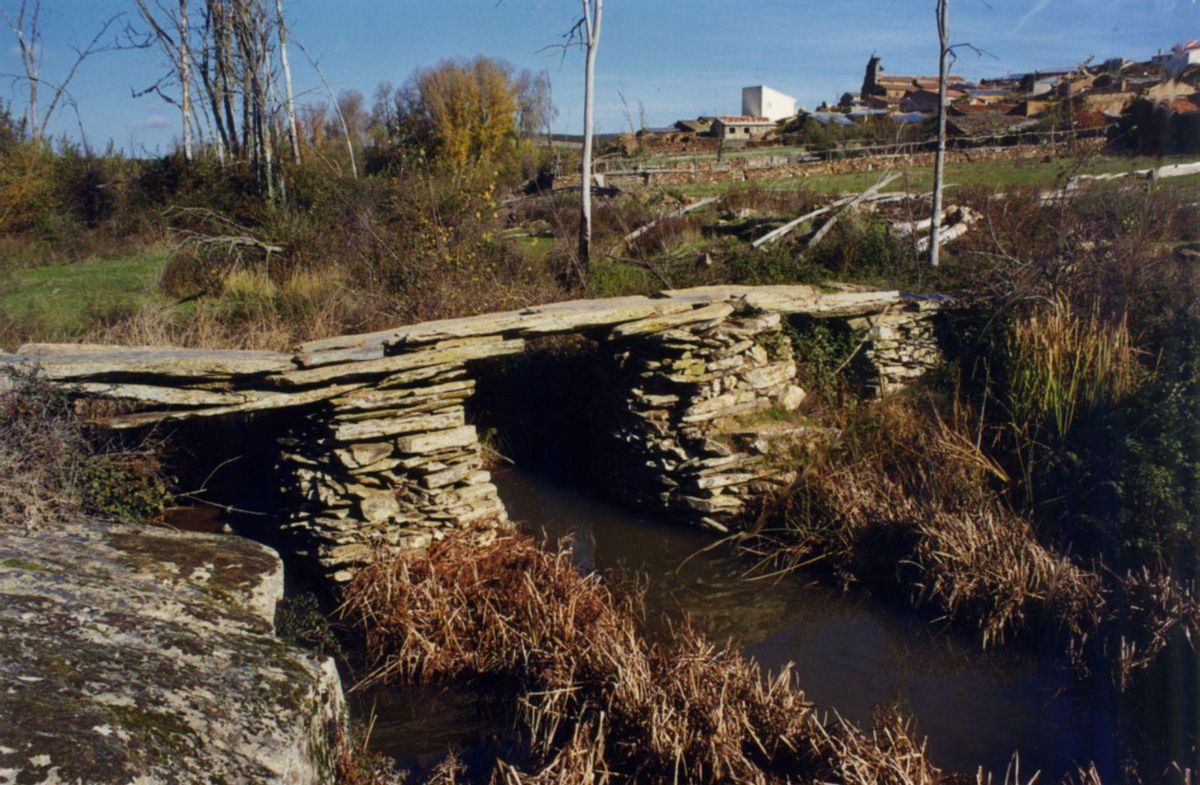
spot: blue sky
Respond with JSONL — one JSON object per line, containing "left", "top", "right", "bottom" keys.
{"left": 2, "top": 0, "right": 1196, "bottom": 153}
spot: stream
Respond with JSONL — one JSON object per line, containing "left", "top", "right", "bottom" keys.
{"left": 359, "top": 469, "right": 1132, "bottom": 782}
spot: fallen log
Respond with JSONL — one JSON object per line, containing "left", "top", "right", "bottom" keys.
{"left": 751, "top": 185, "right": 912, "bottom": 250}
{"left": 751, "top": 197, "right": 852, "bottom": 249}
{"left": 915, "top": 206, "right": 979, "bottom": 253}
{"left": 620, "top": 196, "right": 719, "bottom": 247}
{"left": 807, "top": 172, "right": 901, "bottom": 250}
{"left": 894, "top": 204, "right": 960, "bottom": 238}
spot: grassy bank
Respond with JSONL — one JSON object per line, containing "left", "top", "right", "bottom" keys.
{"left": 0, "top": 251, "right": 171, "bottom": 344}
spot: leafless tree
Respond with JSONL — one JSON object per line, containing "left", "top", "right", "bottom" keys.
{"left": 929, "top": 0, "right": 949, "bottom": 267}
{"left": 576, "top": 0, "right": 603, "bottom": 275}
{"left": 1, "top": 0, "right": 120, "bottom": 142}
{"left": 132, "top": 0, "right": 196, "bottom": 159}
{"left": 273, "top": 0, "right": 299, "bottom": 164}
{"left": 295, "top": 37, "right": 357, "bottom": 177}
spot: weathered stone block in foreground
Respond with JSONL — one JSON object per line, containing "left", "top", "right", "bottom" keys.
{"left": 0, "top": 521, "right": 343, "bottom": 785}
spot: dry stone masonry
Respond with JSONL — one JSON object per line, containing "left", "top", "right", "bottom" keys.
{"left": 604, "top": 307, "right": 804, "bottom": 531}
{"left": 2, "top": 285, "right": 949, "bottom": 581}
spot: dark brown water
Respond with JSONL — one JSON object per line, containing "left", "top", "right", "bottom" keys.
{"left": 361, "top": 469, "right": 1133, "bottom": 781}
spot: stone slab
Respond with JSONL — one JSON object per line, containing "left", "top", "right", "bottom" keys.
{"left": 0, "top": 520, "right": 343, "bottom": 784}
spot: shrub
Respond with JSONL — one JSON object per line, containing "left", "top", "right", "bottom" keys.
{"left": 0, "top": 371, "right": 171, "bottom": 530}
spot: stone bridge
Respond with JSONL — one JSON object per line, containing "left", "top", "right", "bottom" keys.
{"left": 1, "top": 285, "right": 944, "bottom": 581}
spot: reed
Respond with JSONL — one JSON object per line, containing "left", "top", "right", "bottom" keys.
{"left": 342, "top": 528, "right": 946, "bottom": 785}
{"left": 751, "top": 395, "right": 1105, "bottom": 654}
{"left": 1003, "top": 299, "right": 1140, "bottom": 504}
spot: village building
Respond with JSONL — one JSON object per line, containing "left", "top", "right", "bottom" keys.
{"left": 674, "top": 117, "right": 713, "bottom": 134}
{"left": 710, "top": 116, "right": 776, "bottom": 141}
{"left": 1152, "top": 41, "right": 1200, "bottom": 77}
{"left": 1008, "top": 99, "right": 1054, "bottom": 118}
{"left": 946, "top": 112, "right": 1037, "bottom": 139}
{"left": 1169, "top": 96, "right": 1200, "bottom": 116}
{"left": 741, "top": 85, "right": 797, "bottom": 123}
{"left": 1144, "top": 79, "right": 1196, "bottom": 103}
{"left": 899, "top": 89, "right": 941, "bottom": 114}
{"left": 1073, "top": 89, "right": 1138, "bottom": 115}
{"left": 859, "top": 55, "right": 964, "bottom": 104}
{"left": 962, "top": 88, "right": 1012, "bottom": 107}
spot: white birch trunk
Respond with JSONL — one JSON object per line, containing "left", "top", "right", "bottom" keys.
{"left": 579, "top": 0, "right": 603, "bottom": 274}
{"left": 179, "top": 0, "right": 194, "bottom": 160}
{"left": 274, "top": 0, "right": 300, "bottom": 164}
{"left": 929, "top": 0, "right": 949, "bottom": 267}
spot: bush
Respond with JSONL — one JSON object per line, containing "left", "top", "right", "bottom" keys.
{"left": 0, "top": 371, "right": 171, "bottom": 530}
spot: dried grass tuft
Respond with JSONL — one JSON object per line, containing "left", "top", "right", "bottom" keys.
{"left": 753, "top": 395, "right": 1105, "bottom": 654}
{"left": 343, "top": 528, "right": 946, "bottom": 785}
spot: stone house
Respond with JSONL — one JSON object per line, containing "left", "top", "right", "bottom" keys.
{"left": 711, "top": 116, "right": 776, "bottom": 142}
{"left": 899, "top": 90, "right": 941, "bottom": 114}
{"left": 860, "top": 55, "right": 964, "bottom": 104}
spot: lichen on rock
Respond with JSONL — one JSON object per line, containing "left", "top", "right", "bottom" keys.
{"left": 0, "top": 520, "right": 344, "bottom": 785}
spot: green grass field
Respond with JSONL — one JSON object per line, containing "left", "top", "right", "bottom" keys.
{"left": 0, "top": 251, "right": 170, "bottom": 343}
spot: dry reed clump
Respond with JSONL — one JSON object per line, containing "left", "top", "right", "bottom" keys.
{"left": 796, "top": 461, "right": 1103, "bottom": 652}
{"left": 1111, "top": 568, "right": 1200, "bottom": 691}
{"left": 0, "top": 371, "right": 90, "bottom": 531}
{"left": 343, "top": 529, "right": 945, "bottom": 785}
{"left": 756, "top": 395, "right": 1105, "bottom": 654}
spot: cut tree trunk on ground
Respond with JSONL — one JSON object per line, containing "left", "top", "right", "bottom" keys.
{"left": 807, "top": 172, "right": 901, "bottom": 250}
{"left": 915, "top": 205, "right": 979, "bottom": 253}
{"left": 620, "top": 196, "right": 719, "bottom": 247}
{"left": 752, "top": 180, "right": 905, "bottom": 250}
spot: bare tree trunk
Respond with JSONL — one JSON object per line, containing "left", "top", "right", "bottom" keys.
{"left": 928, "top": 0, "right": 949, "bottom": 268}
{"left": 578, "top": 0, "right": 603, "bottom": 275}
{"left": 274, "top": 0, "right": 300, "bottom": 164}
{"left": 2, "top": 1, "right": 43, "bottom": 139}
{"left": 3, "top": 0, "right": 117, "bottom": 142}
{"left": 209, "top": 0, "right": 240, "bottom": 158}
{"left": 179, "top": 0, "right": 194, "bottom": 160}
{"left": 295, "top": 38, "right": 357, "bottom": 177}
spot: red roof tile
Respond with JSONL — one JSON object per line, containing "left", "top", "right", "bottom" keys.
{"left": 1170, "top": 97, "right": 1200, "bottom": 114}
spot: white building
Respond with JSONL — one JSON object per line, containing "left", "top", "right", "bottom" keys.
{"left": 1152, "top": 40, "right": 1200, "bottom": 76}
{"left": 741, "top": 85, "right": 796, "bottom": 123}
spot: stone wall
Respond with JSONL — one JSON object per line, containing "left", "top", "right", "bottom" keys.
{"left": 278, "top": 338, "right": 516, "bottom": 583}
{"left": 603, "top": 307, "right": 804, "bottom": 531}
{"left": 560, "top": 138, "right": 1106, "bottom": 190}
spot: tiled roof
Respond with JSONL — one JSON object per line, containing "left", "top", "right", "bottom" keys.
{"left": 714, "top": 116, "right": 772, "bottom": 124}
{"left": 1170, "top": 97, "right": 1200, "bottom": 114}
